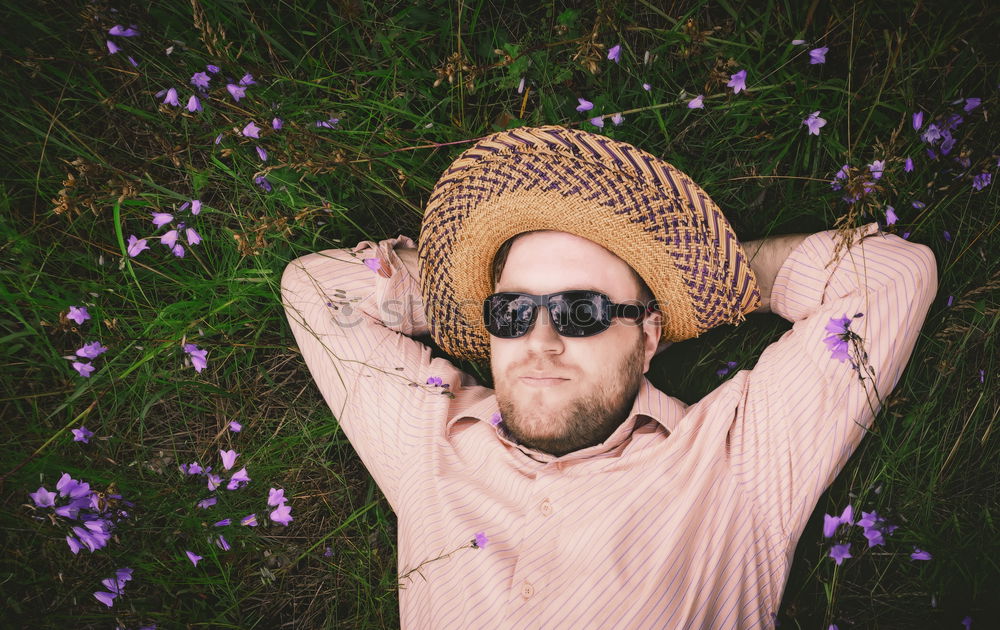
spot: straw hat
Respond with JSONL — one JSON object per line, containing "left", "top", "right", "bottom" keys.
{"left": 417, "top": 124, "right": 760, "bottom": 362}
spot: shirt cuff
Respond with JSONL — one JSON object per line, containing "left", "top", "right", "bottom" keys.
{"left": 770, "top": 222, "right": 880, "bottom": 323}
{"left": 351, "top": 235, "right": 429, "bottom": 336}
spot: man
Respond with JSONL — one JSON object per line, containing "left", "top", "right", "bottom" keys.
{"left": 281, "top": 125, "right": 937, "bottom": 628}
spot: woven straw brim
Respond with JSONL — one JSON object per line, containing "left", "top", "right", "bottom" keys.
{"left": 418, "top": 125, "right": 759, "bottom": 363}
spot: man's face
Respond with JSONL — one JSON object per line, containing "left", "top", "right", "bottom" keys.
{"left": 489, "top": 231, "right": 662, "bottom": 457}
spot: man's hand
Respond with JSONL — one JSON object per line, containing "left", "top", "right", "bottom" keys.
{"left": 740, "top": 233, "right": 810, "bottom": 314}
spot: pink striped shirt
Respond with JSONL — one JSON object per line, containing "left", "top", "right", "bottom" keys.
{"left": 281, "top": 223, "right": 936, "bottom": 629}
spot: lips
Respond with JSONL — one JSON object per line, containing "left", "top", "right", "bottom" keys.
{"left": 519, "top": 376, "right": 570, "bottom": 387}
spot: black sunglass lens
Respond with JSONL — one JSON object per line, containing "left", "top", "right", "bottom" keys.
{"left": 552, "top": 292, "right": 608, "bottom": 336}
{"left": 486, "top": 294, "right": 535, "bottom": 337}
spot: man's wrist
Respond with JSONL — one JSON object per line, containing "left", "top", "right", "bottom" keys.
{"left": 741, "top": 233, "right": 810, "bottom": 314}
{"left": 395, "top": 246, "right": 420, "bottom": 282}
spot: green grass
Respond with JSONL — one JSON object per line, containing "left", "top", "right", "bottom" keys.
{"left": 1, "top": 0, "right": 997, "bottom": 627}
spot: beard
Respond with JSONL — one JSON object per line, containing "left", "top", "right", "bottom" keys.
{"left": 493, "top": 334, "right": 646, "bottom": 457}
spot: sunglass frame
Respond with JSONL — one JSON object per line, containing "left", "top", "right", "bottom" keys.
{"left": 482, "top": 290, "right": 657, "bottom": 339}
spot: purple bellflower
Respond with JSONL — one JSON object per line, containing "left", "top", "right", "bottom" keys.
{"left": 242, "top": 122, "right": 261, "bottom": 138}
{"left": 809, "top": 47, "right": 828, "bottom": 64}
{"left": 869, "top": 160, "right": 885, "bottom": 179}
{"left": 226, "top": 467, "right": 251, "bottom": 490}
{"left": 716, "top": 361, "right": 738, "bottom": 377}
{"left": 162, "top": 88, "right": 179, "bottom": 106}
{"left": 267, "top": 488, "right": 286, "bottom": 506}
{"left": 270, "top": 503, "right": 293, "bottom": 526}
{"left": 57, "top": 473, "right": 90, "bottom": 498}
{"left": 30, "top": 487, "right": 57, "bottom": 508}
{"left": 910, "top": 548, "right": 933, "bottom": 561}
{"left": 607, "top": 44, "right": 621, "bottom": 63}
{"left": 72, "top": 426, "right": 95, "bottom": 443}
{"left": 72, "top": 361, "right": 95, "bottom": 378}
{"left": 226, "top": 84, "right": 246, "bottom": 102}
{"left": 828, "top": 543, "right": 851, "bottom": 565}
{"left": 727, "top": 69, "right": 747, "bottom": 94}
{"left": 109, "top": 25, "right": 140, "bottom": 37}
{"left": 687, "top": 94, "right": 705, "bottom": 109}
{"left": 922, "top": 124, "right": 941, "bottom": 144}
{"left": 823, "top": 313, "right": 863, "bottom": 363}
{"left": 67, "top": 305, "right": 90, "bottom": 325}
{"left": 183, "top": 343, "right": 208, "bottom": 372}
{"left": 220, "top": 449, "right": 239, "bottom": 470}
{"left": 864, "top": 527, "right": 885, "bottom": 547}
{"left": 160, "top": 229, "right": 179, "bottom": 248}
{"left": 190, "top": 72, "right": 211, "bottom": 89}
{"left": 126, "top": 235, "right": 149, "bottom": 258}
{"left": 94, "top": 590, "right": 117, "bottom": 607}
{"left": 803, "top": 111, "right": 827, "bottom": 135}
{"left": 885, "top": 206, "right": 898, "bottom": 225}
{"left": 76, "top": 341, "right": 107, "bottom": 359}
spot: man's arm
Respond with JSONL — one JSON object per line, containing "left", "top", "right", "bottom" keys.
{"left": 651, "top": 234, "right": 807, "bottom": 357}
{"left": 281, "top": 236, "right": 445, "bottom": 510}
{"left": 741, "top": 233, "right": 810, "bottom": 314}
{"left": 726, "top": 224, "right": 937, "bottom": 537}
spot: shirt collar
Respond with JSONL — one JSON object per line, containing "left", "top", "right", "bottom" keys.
{"left": 446, "top": 376, "right": 687, "bottom": 461}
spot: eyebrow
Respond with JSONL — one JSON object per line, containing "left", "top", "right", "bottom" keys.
{"left": 496, "top": 287, "right": 609, "bottom": 295}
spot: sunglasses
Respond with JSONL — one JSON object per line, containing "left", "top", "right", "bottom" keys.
{"left": 483, "top": 290, "right": 658, "bottom": 339}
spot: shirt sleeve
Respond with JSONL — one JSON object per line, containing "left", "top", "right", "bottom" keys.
{"left": 728, "top": 223, "right": 938, "bottom": 538}
{"left": 280, "top": 235, "right": 450, "bottom": 509}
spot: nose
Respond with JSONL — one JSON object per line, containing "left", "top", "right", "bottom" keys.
{"left": 523, "top": 304, "right": 564, "bottom": 353}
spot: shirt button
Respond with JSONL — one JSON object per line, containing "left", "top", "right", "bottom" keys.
{"left": 540, "top": 499, "right": 552, "bottom": 516}
{"left": 521, "top": 581, "right": 535, "bottom": 599}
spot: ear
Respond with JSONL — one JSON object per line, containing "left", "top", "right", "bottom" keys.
{"left": 640, "top": 311, "right": 664, "bottom": 373}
